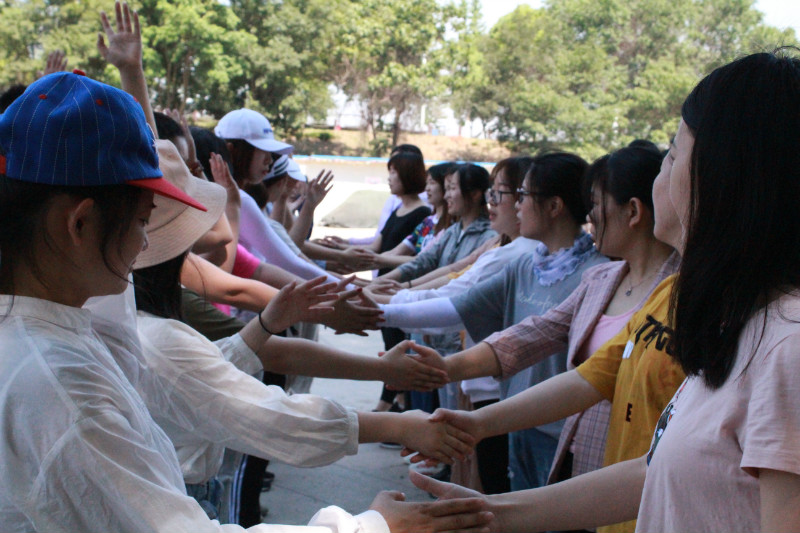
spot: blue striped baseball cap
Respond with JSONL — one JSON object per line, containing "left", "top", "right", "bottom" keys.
{"left": 0, "top": 71, "right": 206, "bottom": 211}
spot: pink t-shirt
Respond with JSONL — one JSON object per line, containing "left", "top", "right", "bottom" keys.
{"left": 232, "top": 244, "right": 261, "bottom": 279}
{"left": 212, "top": 245, "right": 263, "bottom": 315}
{"left": 574, "top": 307, "right": 636, "bottom": 364}
{"left": 637, "top": 293, "right": 800, "bottom": 532}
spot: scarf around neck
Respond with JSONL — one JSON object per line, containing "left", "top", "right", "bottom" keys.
{"left": 533, "top": 231, "right": 596, "bottom": 287}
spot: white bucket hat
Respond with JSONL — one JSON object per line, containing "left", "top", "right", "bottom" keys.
{"left": 214, "top": 108, "right": 293, "bottom": 155}
{"left": 135, "top": 140, "right": 227, "bottom": 269}
{"left": 264, "top": 155, "right": 307, "bottom": 182}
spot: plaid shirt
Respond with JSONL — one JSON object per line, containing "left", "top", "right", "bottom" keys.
{"left": 484, "top": 252, "right": 681, "bottom": 482}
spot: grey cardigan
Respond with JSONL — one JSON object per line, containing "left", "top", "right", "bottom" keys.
{"left": 396, "top": 216, "right": 496, "bottom": 282}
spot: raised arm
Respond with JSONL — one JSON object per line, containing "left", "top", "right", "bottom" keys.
{"left": 98, "top": 2, "right": 156, "bottom": 136}
{"left": 204, "top": 152, "right": 242, "bottom": 272}
{"left": 289, "top": 169, "right": 333, "bottom": 247}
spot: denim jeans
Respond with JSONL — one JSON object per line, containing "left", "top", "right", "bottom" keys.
{"left": 185, "top": 477, "right": 223, "bottom": 520}
{"left": 508, "top": 427, "right": 559, "bottom": 492}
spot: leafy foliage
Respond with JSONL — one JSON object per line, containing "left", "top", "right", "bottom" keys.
{"left": 0, "top": 0, "right": 796, "bottom": 158}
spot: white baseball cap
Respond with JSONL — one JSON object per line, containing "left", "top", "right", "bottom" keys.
{"left": 265, "top": 155, "right": 307, "bottom": 182}
{"left": 214, "top": 108, "right": 293, "bottom": 155}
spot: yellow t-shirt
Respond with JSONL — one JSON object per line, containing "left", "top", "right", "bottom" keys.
{"left": 576, "top": 275, "right": 685, "bottom": 533}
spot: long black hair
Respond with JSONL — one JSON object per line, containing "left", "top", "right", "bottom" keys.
{"left": 671, "top": 49, "right": 800, "bottom": 389}
{"left": 453, "top": 163, "right": 491, "bottom": 217}
{"left": 133, "top": 251, "right": 188, "bottom": 321}
{"left": 190, "top": 126, "right": 234, "bottom": 183}
{"left": 526, "top": 152, "right": 589, "bottom": 225}
{"left": 427, "top": 162, "right": 456, "bottom": 233}
{"left": 0, "top": 176, "right": 144, "bottom": 295}
{"left": 587, "top": 140, "right": 662, "bottom": 248}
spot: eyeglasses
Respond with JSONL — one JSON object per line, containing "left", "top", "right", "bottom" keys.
{"left": 485, "top": 188, "right": 516, "bottom": 205}
{"left": 516, "top": 188, "right": 550, "bottom": 202}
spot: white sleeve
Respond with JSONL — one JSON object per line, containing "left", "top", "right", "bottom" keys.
{"left": 379, "top": 298, "right": 464, "bottom": 334}
{"left": 137, "top": 316, "right": 360, "bottom": 469}
{"left": 32, "top": 416, "right": 384, "bottom": 533}
{"left": 239, "top": 192, "right": 341, "bottom": 285}
{"left": 214, "top": 333, "right": 263, "bottom": 376}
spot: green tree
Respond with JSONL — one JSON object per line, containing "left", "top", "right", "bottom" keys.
{"left": 0, "top": 0, "right": 110, "bottom": 87}
{"left": 330, "top": 0, "right": 456, "bottom": 148}
{"left": 228, "top": 0, "right": 345, "bottom": 135}
{"left": 136, "top": 0, "right": 255, "bottom": 114}
{"left": 476, "top": 0, "right": 798, "bottom": 159}
{"left": 443, "top": 0, "right": 489, "bottom": 134}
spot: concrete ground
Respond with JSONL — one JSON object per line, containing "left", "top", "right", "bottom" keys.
{"left": 258, "top": 327, "right": 433, "bottom": 526}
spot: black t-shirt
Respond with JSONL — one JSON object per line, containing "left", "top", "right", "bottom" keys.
{"left": 378, "top": 205, "right": 431, "bottom": 275}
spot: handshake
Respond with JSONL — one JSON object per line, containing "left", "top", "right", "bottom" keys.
{"left": 378, "top": 407, "right": 484, "bottom": 467}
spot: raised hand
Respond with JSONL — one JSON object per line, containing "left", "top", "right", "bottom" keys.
{"left": 305, "top": 169, "right": 334, "bottom": 209}
{"left": 208, "top": 152, "right": 240, "bottom": 205}
{"left": 369, "top": 487, "right": 492, "bottom": 533}
{"left": 258, "top": 276, "right": 338, "bottom": 334}
{"left": 396, "top": 410, "right": 476, "bottom": 465}
{"left": 165, "top": 108, "right": 203, "bottom": 176}
{"left": 98, "top": 2, "right": 142, "bottom": 72}
{"left": 408, "top": 471, "right": 500, "bottom": 532}
{"left": 380, "top": 340, "right": 448, "bottom": 391}
{"left": 41, "top": 50, "right": 68, "bottom": 77}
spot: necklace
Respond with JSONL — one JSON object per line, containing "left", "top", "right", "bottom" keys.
{"left": 625, "top": 270, "right": 657, "bottom": 297}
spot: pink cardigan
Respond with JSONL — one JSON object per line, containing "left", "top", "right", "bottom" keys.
{"left": 484, "top": 252, "right": 680, "bottom": 481}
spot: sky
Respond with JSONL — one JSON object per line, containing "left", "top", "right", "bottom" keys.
{"left": 479, "top": 0, "right": 800, "bottom": 37}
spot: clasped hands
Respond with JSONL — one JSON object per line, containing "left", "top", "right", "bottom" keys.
{"left": 381, "top": 342, "right": 485, "bottom": 466}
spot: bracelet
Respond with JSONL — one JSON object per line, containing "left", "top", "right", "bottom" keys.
{"left": 406, "top": 280, "right": 412, "bottom": 289}
{"left": 258, "top": 313, "right": 280, "bottom": 336}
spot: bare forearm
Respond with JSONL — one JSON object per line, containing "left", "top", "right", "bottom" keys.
{"left": 445, "top": 342, "right": 502, "bottom": 382}
{"left": 407, "top": 264, "right": 452, "bottom": 287}
{"left": 489, "top": 456, "right": 646, "bottom": 532}
{"left": 181, "top": 254, "right": 278, "bottom": 312}
{"left": 253, "top": 262, "right": 305, "bottom": 289}
{"left": 118, "top": 68, "right": 156, "bottom": 137}
{"left": 289, "top": 204, "right": 315, "bottom": 248}
{"left": 358, "top": 411, "right": 408, "bottom": 444}
{"left": 409, "top": 274, "right": 451, "bottom": 291}
{"left": 375, "top": 253, "right": 414, "bottom": 269}
{"left": 220, "top": 207, "right": 241, "bottom": 274}
{"left": 302, "top": 241, "right": 348, "bottom": 262}
{"left": 257, "top": 336, "right": 386, "bottom": 379}
{"left": 475, "top": 369, "right": 603, "bottom": 440}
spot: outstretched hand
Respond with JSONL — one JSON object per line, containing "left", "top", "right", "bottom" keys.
{"left": 259, "top": 276, "right": 338, "bottom": 334}
{"left": 403, "top": 408, "right": 484, "bottom": 464}
{"left": 98, "top": 2, "right": 142, "bottom": 72}
{"left": 408, "top": 471, "right": 500, "bottom": 532}
{"left": 396, "top": 410, "right": 476, "bottom": 465}
{"left": 322, "top": 281, "right": 385, "bottom": 336}
{"left": 407, "top": 340, "right": 447, "bottom": 373}
{"left": 380, "top": 340, "right": 448, "bottom": 391}
{"left": 369, "top": 486, "right": 493, "bottom": 533}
